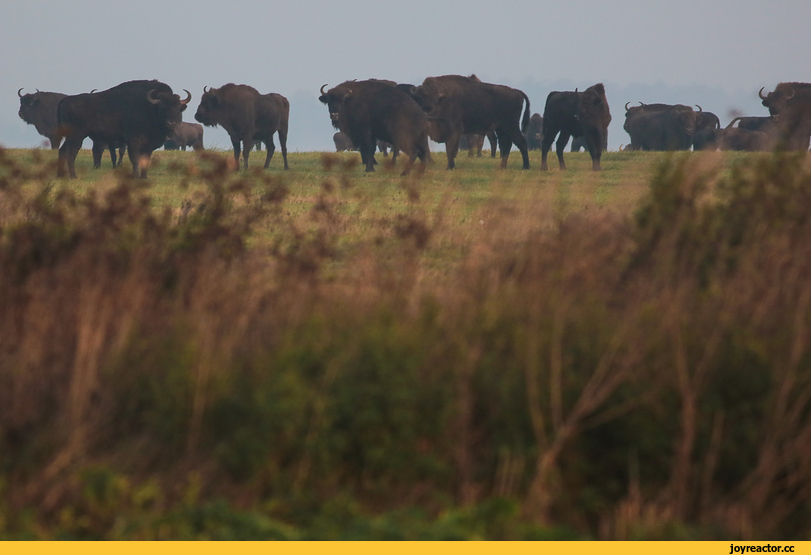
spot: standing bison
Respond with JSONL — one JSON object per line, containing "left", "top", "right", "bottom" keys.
{"left": 165, "top": 121, "right": 204, "bottom": 151}
{"left": 56, "top": 80, "right": 191, "bottom": 178}
{"left": 18, "top": 89, "right": 65, "bottom": 149}
{"left": 319, "top": 79, "right": 430, "bottom": 176}
{"left": 541, "top": 83, "right": 611, "bottom": 171}
{"left": 410, "top": 74, "right": 530, "bottom": 170}
{"left": 195, "top": 84, "right": 289, "bottom": 170}
{"left": 759, "top": 83, "right": 811, "bottom": 151}
{"left": 525, "top": 113, "right": 544, "bottom": 151}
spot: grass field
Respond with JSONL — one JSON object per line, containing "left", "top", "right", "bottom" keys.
{"left": 2, "top": 146, "right": 811, "bottom": 540}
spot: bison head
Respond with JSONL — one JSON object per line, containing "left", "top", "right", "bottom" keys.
{"left": 318, "top": 83, "right": 354, "bottom": 129}
{"left": 759, "top": 85, "right": 796, "bottom": 120}
{"left": 576, "top": 84, "right": 611, "bottom": 131}
{"left": 195, "top": 86, "right": 225, "bottom": 127}
{"left": 410, "top": 79, "right": 447, "bottom": 115}
{"left": 17, "top": 89, "right": 42, "bottom": 123}
{"left": 147, "top": 88, "right": 190, "bottom": 131}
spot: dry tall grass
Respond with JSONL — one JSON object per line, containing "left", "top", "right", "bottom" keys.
{"left": 0, "top": 146, "right": 810, "bottom": 539}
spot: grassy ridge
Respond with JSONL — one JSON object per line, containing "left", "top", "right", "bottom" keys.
{"left": 0, "top": 147, "right": 809, "bottom": 539}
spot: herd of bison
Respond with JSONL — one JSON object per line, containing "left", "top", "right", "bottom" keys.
{"left": 15, "top": 76, "right": 811, "bottom": 178}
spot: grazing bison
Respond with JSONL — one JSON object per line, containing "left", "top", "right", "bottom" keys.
{"left": 56, "top": 80, "right": 191, "bottom": 178}
{"left": 759, "top": 83, "right": 811, "bottom": 150}
{"left": 410, "top": 74, "right": 530, "bottom": 170}
{"left": 165, "top": 121, "right": 204, "bottom": 151}
{"left": 541, "top": 83, "right": 611, "bottom": 171}
{"left": 623, "top": 102, "right": 697, "bottom": 151}
{"left": 195, "top": 83, "right": 289, "bottom": 170}
{"left": 319, "top": 79, "right": 430, "bottom": 176}
{"left": 525, "top": 113, "right": 544, "bottom": 151}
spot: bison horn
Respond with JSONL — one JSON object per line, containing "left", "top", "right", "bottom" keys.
{"left": 17, "top": 88, "right": 24, "bottom": 98}
{"left": 203, "top": 86, "right": 209, "bottom": 94}
{"left": 695, "top": 105, "right": 703, "bottom": 113}
{"left": 785, "top": 87, "right": 796, "bottom": 101}
{"left": 625, "top": 101, "right": 631, "bottom": 111}
{"left": 759, "top": 87, "right": 768, "bottom": 100}
{"left": 147, "top": 89, "right": 161, "bottom": 105}
{"left": 181, "top": 89, "right": 192, "bottom": 105}
{"left": 320, "top": 84, "right": 329, "bottom": 96}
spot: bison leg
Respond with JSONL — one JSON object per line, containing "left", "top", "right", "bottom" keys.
{"left": 277, "top": 128, "right": 289, "bottom": 170}
{"left": 230, "top": 138, "right": 243, "bottom": 170}
{"left": 92, "top": 141, "right": 105, "bottom": 169}
{"left": 108, "top": 144, "right": 117, "bottom": 167}
{"left": 507, "top": 127, "right": 530, "bottom": 170}
{"left": 126, "top": 139, "right": 150, "bottom": 178}
{"left": 360, "top": 141, "right": 376, "bottom": 172}
{"left": 241, "top": 136, "right": 253, "bottom": 169}
{"left": 445, "top": 132, "right": 462, "bottom": 170}
{"left": 541, "top": 130, "right": 556, "bottom": 171}
{"left": 487, "top": 130, "right": 498, "bottom": 158}
{"left": 58, "top": 136, "right": 83, "bottom": 179}
{"left": 555, "top": 133, "right": 570, "bottom": 170}
{"left": 264, "top": 137, "right": 276, "bottom": 169}
{"left": 475, "top": 134, "right": 485, "bottom": 157}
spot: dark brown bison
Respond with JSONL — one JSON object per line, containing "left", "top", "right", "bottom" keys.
{"left": 18, "top": 89, "right": 65, "bottom": 149}
{"left": 692, "top": 105, "right": 721, "bottom": 150}
{"left": 56, "top": 80, "right": 191, "bottom": 178}
{"left": 165, "top": 121, "right": 204, "bottom": 151}
{"left": 759, "top": 83, "right": 811, "bottom": 150}
{"left": 410, "top": 74, "right": 530, "bottom": 170}
{"left": 719, "top": 117, "right": 774, "bottom": 151}
{"left": 195, "top": 83, "right": 289, "bottom": 170}
{"left": 541, "top": 83, "right": 611, "bottom": 171}
{"left": 525, "top": 113, "right": 544, "bottom": 151}
{"left": 623, "top": 102, "right": 697, "bottom": 151}
{"left": 319, "top": 79, "right": 429, "bottom": 176}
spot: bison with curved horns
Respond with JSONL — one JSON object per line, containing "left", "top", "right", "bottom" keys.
{"left": 195, "top": 84, "right": 289, "bottom": 170}
{"left": 541, "top": 83, "right": 611, "bottom": 171}
{"left": 410, "top": 75, "right": 530, "bottom": 170}
{"left": 56, "top": 80, "right": 191, "bottom": 178}
{"left": 319, "top": 80, "right": 430, "bottom": 176}
{"left": 18, "top": 88, "right": 66, "bottom": 149}
{"left": 759, "top": 83, "right": 811, "bottom": 151}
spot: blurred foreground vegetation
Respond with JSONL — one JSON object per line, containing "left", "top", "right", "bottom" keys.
{"left": 0, "top": 147, "right": 810, "bottom": 539}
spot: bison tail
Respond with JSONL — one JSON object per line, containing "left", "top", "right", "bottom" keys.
{"left": 521, "top": 92, "right": 531, "bottom": 134}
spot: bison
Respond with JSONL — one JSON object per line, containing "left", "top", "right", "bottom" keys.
{"left": 17, "top": 89, "right": 66, "bottom": 149}
{"left": 623, "top": 102, "right": 697, "bottom": 151}
{"left": 541, "top": 83, "right": 611, "bottom": 171}
{"left": 759, "top": 83, "right": 811, "bottom": 150}
{"left": 165, "top": 121, "right": 204, "bottom": 151}
{"left": 56, "top": 80, "right": 191, "bottom": 178}
{"left": 525, "top": 113, "right": 544, "bottom": 151}
{"left": 319, "top": 79, "right": 429, "bottom": 176}
{"left": 719, "top": 117, "right": 774, "bottom": 151}
{"left": 692, "top": 105, "right": 721, "bottom": 151}
{"left": 410, "top": 74, "right": 530, "bottom": 170}
{"left": 195, "top": 83, "right": 289, "bottom": 170}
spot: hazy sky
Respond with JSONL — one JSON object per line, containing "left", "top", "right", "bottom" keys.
{"left": 3, "top": 0, "right": 810, "bottom": 151}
